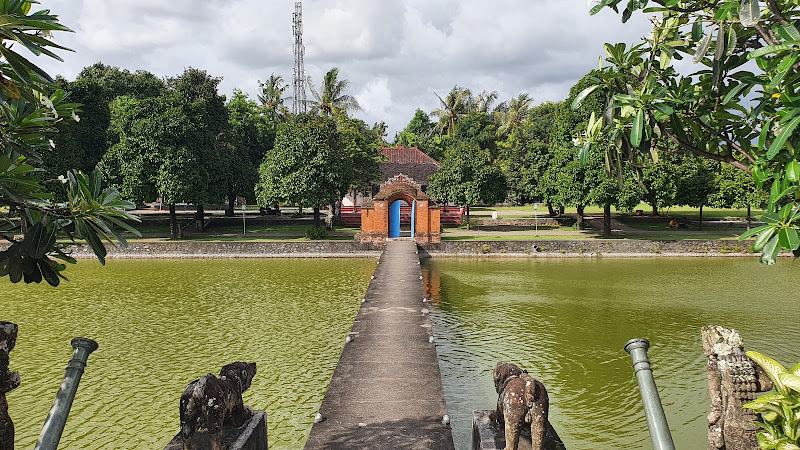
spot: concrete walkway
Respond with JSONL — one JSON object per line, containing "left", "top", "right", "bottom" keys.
{"left": 304, "top": 239, "right": 455, "bottom": 450}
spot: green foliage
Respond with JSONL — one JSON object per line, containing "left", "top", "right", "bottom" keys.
{"left": 455, "top": 111, "right": 498, "bottom": 160}
{"left": 546, "top": 74, "right": 642, "bottom": 214}
{"left": 500, "top": 101, "right": 559, "bottom": 205}
{"left": 256, "top": 114, "right": 350, "bottom": 210}
{"left": 710, "top": 163, "right": 768, "bottom": 210}
{"left": 675, "top": 155, "right": 716, "bottom": 208}
{"left": 44, "top": 65, "right": 167, "bottom": 192}
{"left": 224, "top": 89, "right": 273, "bottom": 207}
{"left": 0, "top": 3, "right": 139, "bottom": 286}
{"left": 101, "top": 67, "right": 230, "bottom": 240}
{"left": 743, "top": 351, "right": 800, "bottom": 449}
{"left": 395, "top": 108, "right": 435, "bottom": 148}
{"left": 304, "top": 225, "right": 328, "bottom": 240}
{"left": 335, "top": 113, "right": 383, "bottom": 194}
{"left": 427, "top": 140, "right": 507, "bottom": 208}
{"left": 588, "top": 0, "right": 800, "bottom": 263}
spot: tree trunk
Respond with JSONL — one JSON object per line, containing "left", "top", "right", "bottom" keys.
{"left": 547, "top": 203, "right": 556, "bottom": 217}
{"left": 313, "top": 206, "right": 321, "bottom": 228}
{"left": 226, "top": 193, "right": 235, "bottom": 217}
{"left": 576, "top": 205, "right": 585, "bottom": 229}
{"left": 169, "top": 204, "right": 181, "bottom": 240}
{"left": 194, "top": 205, "right": 205, "bottom": 232}
{"left": 652, "top": 203, "right": 659, "bottom": 216}
{"left": 558, "top": 205, "right": 565, "bottom": 216}
{"left": 747, "top": 204, "right": 751, "bottom": 219}
{"left": 699, "top": 204, "right": 703, "bottom": 230}
{"left": 466, "top": 205, "right": 471, "bottom": 230}
{"left": 603, "top": 203, "right": 612, "bottom": 238}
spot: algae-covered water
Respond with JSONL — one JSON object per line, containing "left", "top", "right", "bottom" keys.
{"left": 423, "top": 257, "right": 800, "bottom": 449}
{"left": 5, "top": 256, "right": 799, "bottom": 449}
{"left": 3, "top": 258, "right": 375, "bottom": 449}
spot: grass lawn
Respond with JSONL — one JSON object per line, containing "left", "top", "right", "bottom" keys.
{"left": 441, "top": 234, "right": 592, "bottom": 241}
{"left": 471, "top": 203, "right": 764, "bottom": 219}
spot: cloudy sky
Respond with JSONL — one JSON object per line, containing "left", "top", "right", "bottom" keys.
{"left": 35, "top": 1, "right": 654, "bottom": 137}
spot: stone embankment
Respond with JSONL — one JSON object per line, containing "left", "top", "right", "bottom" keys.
{"left": 44, "top": 238, "right": 759, "bottom": 259}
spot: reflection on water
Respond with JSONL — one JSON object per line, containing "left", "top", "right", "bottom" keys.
{"left": 423, "top": 257, "right": 800, "bottom": 450}
{"left": 3, "top": 258, "right": 374, "bottom": 449}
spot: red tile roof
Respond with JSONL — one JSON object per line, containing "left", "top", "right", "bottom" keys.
{"left": 380, "top": 146, "right": 439, "bottom": 165}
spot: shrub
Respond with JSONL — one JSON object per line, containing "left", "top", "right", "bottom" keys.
{"left": 305, "top": 226, "right": 328, "bottom": 240}
{"left": 743, "top": 351, "right": 800, "bottom": 449}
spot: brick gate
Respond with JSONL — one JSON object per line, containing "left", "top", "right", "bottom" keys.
{"left": 355, "top": 174, "right": 441, "bottom": 245}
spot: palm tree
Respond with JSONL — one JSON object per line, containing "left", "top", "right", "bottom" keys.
{"left": 497, "top": 93, "right": 534, "bottom": 135}
{"left": 258, "top": 74, "right": 290, "bottom": 126}
{"left": 472, "top": 90, "right": 499, "bottom": 113}
{"left": 307, "top": 67, "right": 362, "bottom": 117}
{"left": 432, "top": 85, "right": 472, "bottom": 136}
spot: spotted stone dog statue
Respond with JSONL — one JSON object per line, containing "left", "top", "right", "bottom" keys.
{"left": 490, "top": 362, "right": 550, "bottom": 450}
{"left": 179, "top": 362, "right": 257, "bottom": 450}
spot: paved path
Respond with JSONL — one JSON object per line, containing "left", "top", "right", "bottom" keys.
{"left": 304, "top": 239, "right": 455, "bottom": 450}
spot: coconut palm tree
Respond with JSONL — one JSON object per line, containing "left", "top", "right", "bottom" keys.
{"left": 497, "top": 93, "right": 534, "bottom": 135}
{"left": 472, "top": 90, "right": 499, "bottom": 113}
{"left": 307, "top": 67, "right": 362, "bottom": 117}
{"left": 258, "top": 74, "right": 290, "bottom": 126}
{"left": 431, "top": 85, "right": 473, "bottom": 136}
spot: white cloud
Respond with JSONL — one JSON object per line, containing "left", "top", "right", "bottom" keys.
{"left": 357, "top": 77, "right": 392, "bottom": 118}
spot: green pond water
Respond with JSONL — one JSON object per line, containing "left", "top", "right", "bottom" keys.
{"left": 2, "top": 258, "right": 375, "bottom": 449}
{"left": 422, "top": 257, "right": 800, "bottom": 449}
{"left": 4, "top": 257, "right": 799, "bottom": 449}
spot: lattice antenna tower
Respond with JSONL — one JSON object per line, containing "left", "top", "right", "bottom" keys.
{"left": 292, "top": 1, "right": 307, "bottom": 115}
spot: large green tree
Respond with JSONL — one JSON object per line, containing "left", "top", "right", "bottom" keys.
{"left": 551, "top": 72, "right": 642, "bottom": 235}
{"left": 224, "top": 90, "right": 274, "bottom": 215}
{"left": 256, "top": 114, "right": 350, "bottom": 227}
{"left": 1, "top": 3, "right": 138, "bottom": 286}
{"left": 427, "top": 141, "right": 507, "bottom": 229}
{"left": 45, "top": 65, "right": 165, "bottom": 189}
{"left": 499, "top": 101, "right": 560, "bottom": 207}
{"left": 102, "top": 68, "right": 229, "bottom": 238}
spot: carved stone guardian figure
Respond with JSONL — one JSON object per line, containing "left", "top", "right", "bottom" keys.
{"left": 702, "top": 325, "right": 773, "bottom": 450}
{"left": 1, "top": 322, "right": 20, "bottom": 450}
{"left": 179, "top": 362, "right": 257, "bottom": 450}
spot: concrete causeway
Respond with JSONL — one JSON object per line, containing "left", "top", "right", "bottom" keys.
{"left": 304, "top": 239, "right": 455, "bottom": 450}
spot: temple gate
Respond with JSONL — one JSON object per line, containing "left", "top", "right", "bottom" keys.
{"left": 355, "top": 174, "right": 441, "bottom": 245}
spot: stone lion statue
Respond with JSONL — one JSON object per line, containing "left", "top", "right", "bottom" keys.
{"left": 179, "top": 362, "right": 257, "bottom": 450}
{"left": 489, "top": 362, "right": 552, "bottom": 450}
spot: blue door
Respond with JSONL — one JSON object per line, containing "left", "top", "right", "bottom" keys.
{"left": 389, "top": 200, "right": 402, "bottom": 238}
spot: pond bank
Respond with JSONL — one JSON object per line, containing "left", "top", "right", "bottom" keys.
{"left": 49, "top": 238, "right": 764, "bottom": 259}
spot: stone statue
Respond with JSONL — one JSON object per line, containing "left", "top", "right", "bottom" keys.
{"left": 1, "top": 322, "right": 19, "bottom": 450}
{"left": 489, "top": 362, "right": 552, "bottom": 450}
{"left": 179, "top": 362, "right": 257, "bottom": 450}
{"left": 702, "top": 325, "right": 773, "bottom": 450}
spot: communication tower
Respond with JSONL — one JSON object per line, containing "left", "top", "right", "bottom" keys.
{"left": 292, "top": 2, "right": 307, "bottom": 115}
